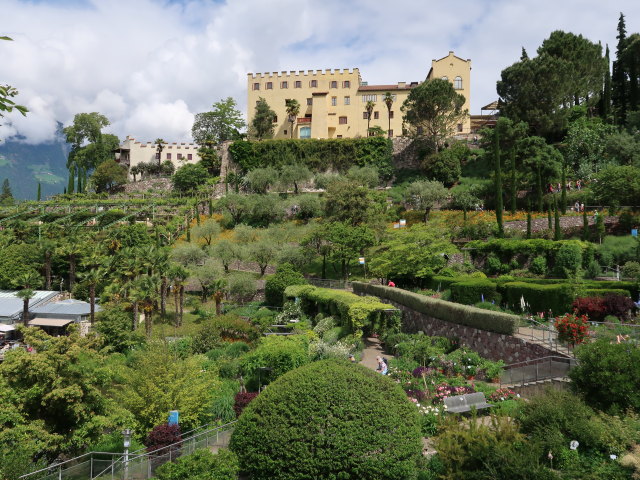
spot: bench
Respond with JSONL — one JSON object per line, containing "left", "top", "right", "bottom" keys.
{"left": 444, "top": 392, "right": 494, "bottom": 414}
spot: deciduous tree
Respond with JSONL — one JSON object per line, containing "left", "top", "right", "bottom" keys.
{"left": 192, "top": 97, "right": 245, "bottom": 145}
{"left": 401, "top": 78, "right": 467, "bottom": 151}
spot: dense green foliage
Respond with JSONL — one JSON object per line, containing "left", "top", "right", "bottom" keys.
{"left": 570, "top": 340, "right": 640, "bottom": 413}
{"left": 264, "top": 263, "right": 306, "bottom": 307}
{"left": 230, "top": 360, "right": 422, "bottom": 480}
{"left": 284, "top": 284, "right": 394, "bottom": 336}
{"left": 154, "top": 448, "right": 239, "bottom": 480}
{"left": 228, "top": 136, "right": 393, "bottom": 178}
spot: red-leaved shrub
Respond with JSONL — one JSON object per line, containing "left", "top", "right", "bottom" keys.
{"left": 572, "top": 296, "right": 607, "bottom": 322}
{"left": 603, "top": 294, "right": 636, "bottom": 321}
{"left": 234, "top": 392, "right": 259, "bottom": 417}
{"left": 145, "top": 423, "right": 182, "bottom": 454}
{"left": 572, "top": 294, "right": 636, "bottom": 322}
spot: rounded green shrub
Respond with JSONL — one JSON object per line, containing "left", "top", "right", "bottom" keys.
{"left": 530, "top": 256, "right": 547, "bottom": 276}
{"left": 230, "top": 359, "right": 422, "bottom": 480}
{"left": 264, "top": 263, "right": 306, "bottom": 307}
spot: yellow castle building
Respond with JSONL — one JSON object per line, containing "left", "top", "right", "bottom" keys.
{"left": 247, "top": 51, "right": 471, "bottom": 140}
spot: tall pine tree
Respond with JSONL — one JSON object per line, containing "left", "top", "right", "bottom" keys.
{"left": 612, "top": 13, "right": 628, "bottom": 125}
{"left": 37, "top": 182, "right": 41, "bottom": 201}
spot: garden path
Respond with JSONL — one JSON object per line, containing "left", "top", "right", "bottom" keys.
{"left": 360, "top": 336, "right": 386, "bottom": 370}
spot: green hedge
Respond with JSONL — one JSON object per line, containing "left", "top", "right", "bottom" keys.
{"left": 427, "top": 275, "right": 462, "bottom": 291}
{"left": 583, "top": 288, "right": 631, "bottom": 297}
{"left": 502, "top": 282, "right": 573, "bottom": 315}
{"left": 353, "top": 283, "right": 518, "bottom": 335}
{"left": 450, "top": 279, "right": 500, "bottom": 305}
{"left": 284, "top": 285, "right": 393, "bottom": 335}
{"left": 228, "top": 137, "right": 394, "bottom": 178}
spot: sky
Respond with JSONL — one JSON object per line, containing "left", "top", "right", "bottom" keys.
{"left": 1, "top": 0, "right": 639, "bottom": 145}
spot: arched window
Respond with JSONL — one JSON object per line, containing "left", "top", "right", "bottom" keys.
{"left": 441, "top": 76, "right": 448, "bottom": 81}
{"left": 454, "top": 76, "right": 463, "bottom": 89}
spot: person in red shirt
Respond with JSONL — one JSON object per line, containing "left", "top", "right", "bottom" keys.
{"left": 388, "top": 281, "right": 396, "bottom": 287}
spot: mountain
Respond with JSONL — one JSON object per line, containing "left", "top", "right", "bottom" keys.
{"left": 0, "top": 136, "right": 70, "bottom": 200}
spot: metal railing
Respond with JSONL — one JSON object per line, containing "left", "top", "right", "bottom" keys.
{"left": 500, "top": 356, "right": 577, "bottom": 388}
{"left": 19, "top": 421, "right": 236, "bottom": 480}
{"left": 516, "top": 317, "right": 567, "bottom": 355}
{"left": 306, "top": 278, "right": 352, "bottom": 290}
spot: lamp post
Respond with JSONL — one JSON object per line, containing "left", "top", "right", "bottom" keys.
{"left": 123, "top": 428, "right": 132, "bottom": 480}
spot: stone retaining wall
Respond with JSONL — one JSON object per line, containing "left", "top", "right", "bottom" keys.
{"left": 386, "top": 300, "right": 562, "bottom": 364}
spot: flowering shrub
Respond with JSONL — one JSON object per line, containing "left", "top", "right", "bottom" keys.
{"left": 555, "top": 313, "right": 590, "bottom": 346}
{"left": 489, "top": 388, "right": 519, "bottom": 402}
{"left": 572, "top": 296, "right": 607, "bottom": 322}
{"left": 432, "top": 383, "right": 475, "bottom": 405}
{"left": 413, "top": 402, "right": 446, "bottom": 437}
{"left": 406, "top": 389, "right": 427, "bottom": 402}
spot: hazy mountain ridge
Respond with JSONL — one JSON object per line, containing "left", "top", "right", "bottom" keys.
{"left": 0, "top": 137, "right": 70, "bottom": 200}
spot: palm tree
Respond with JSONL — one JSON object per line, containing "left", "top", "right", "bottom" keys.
{"left": 56, "top": 240, "right": 84, "bottom": 292}
{"left": 135, "top": 274, "right": 159, "bottom": 338}
{"left": 365, "top": 100, "right": 375, "bottom": 136}
{"left": 169, "top": 264, "right": 189, "bottom": 327}
{"left": 13, "top": 271, "right": 42, "bottom": 326}
{"left": 80, "top": 269, "right": 102, "bottom": 324}
{"left": 169, "top": 265, "right": 189, "bottom": 327}
{"left": 285, "top": 99, "right": 301, "bottom": 139}
{"left": 39, "top": 239, "right": 56, "bottom": 290}
{"left": 383, "top": 92, "right": 394, "bottom": 137}
{"left": 16, "top": 289, "right": 35, "bottom": 326}
{"left": 155, "top": 138, "right": 166, "bottom": 170}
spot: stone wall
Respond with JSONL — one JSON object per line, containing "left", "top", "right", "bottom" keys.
{"left": 386, "top": 300, "right": 563, "bottom": 364}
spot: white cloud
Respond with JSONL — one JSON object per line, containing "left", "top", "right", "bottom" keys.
{"left": 1, "top": 0, "right": 639, "bottom": 144}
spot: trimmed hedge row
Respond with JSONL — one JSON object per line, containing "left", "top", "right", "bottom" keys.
{"left": 502, "top": 282, "right": 573, "bottom": 315}
{"left": 426, "top": 274, "right": 637, "bottom": 315}
{"left": 228, "top": 137, "right": 393, "bottom": 178}
{"left": 450, "top": 279, "right": 501, "bottom": 305}
{"left": 352, "top": 282, "right": 518, "bottom": 335}
{"left": 284, "top": 285, "right": 393, "bottom": 335}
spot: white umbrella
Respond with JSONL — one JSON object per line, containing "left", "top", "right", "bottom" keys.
{"left": 520, "top": 295, "right": 526, "bottom": 312}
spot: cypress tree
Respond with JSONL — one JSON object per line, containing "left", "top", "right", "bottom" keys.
{"left": 526, "top": 200, "right": 532, "bottom": 239}
{"left": 582, "top": 208, "right": 590, "bottom": 241}
{"left": 554, "top": 198, "right": 562, "bottom": 240}
{"left": 510, "top": 147, "right": 517, "bottom": 214}
{"left": 64, "top": 187, "right": 67, "bottom": 195}
{"left": 67, "top": 164, "right": 75, "bottom": 194}
{"left": 208, "top": 199, "right": 213, "bottom": 216}
{"left": 612, "top": 13, "right": 628, "bottom": 125}
{"left": 0, "top": 179, "right": 14, "bottom": 205}
{"left": 560, "top": 163, "right": 567, "bottom": 214}
{"left": 547, "top": 205, "right": 553, "bottom": 230}
{"left": 601, "top": 45, "right": 612, "bottom": 121}
{"left": 596, "top": 212, "right": 605, "bottom": 243}
{"left": 186, "top": 219, "right": 191, "bottom": 242}
{"left": 37, "top": 182, "right": 41, "bottom": 202}
{"left": 494, "top": 128, "right": 504, "bottom": 237}
{"left": 195, "top": 205, "right": 201, "bottom": 225}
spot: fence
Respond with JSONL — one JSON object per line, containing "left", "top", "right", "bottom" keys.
{"left": 306, "top": 278, "right": 353, "bottom": 290}
{"left": 19, "top": 422, "right": 236, "bottom": 480}
{"left": 500, "top": 356, "right": 578, "bottom": 388}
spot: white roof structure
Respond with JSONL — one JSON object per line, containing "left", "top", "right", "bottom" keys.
{"left": 31, "top": 299, "right": 100, "bottom": 316}
{"left": 0, "top": 291, "right": 58, "bottom": 323}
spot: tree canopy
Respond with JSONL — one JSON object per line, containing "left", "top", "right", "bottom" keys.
{"left": 250, "top": 98, "right": 276, "bottom": 140}
{"left": 191, "top": 97, "right": 245, "bottom": 145}
{"left": 401, "top": 78, "right": 467, "bottom": 151}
